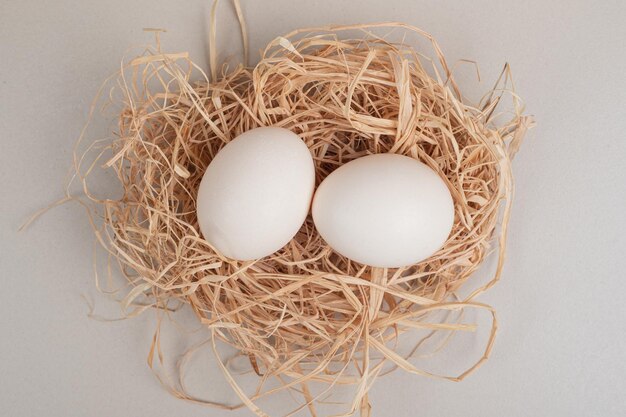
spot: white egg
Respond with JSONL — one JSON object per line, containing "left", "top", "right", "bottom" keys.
{"left": 312, "top": 153, "right": 454, "bottom": 268}
{"left": 196, "top": 127, "right": 315, "bottom": 260}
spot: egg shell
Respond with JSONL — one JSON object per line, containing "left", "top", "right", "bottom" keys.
{"left": 312, "top": 153, "right": 454, "bottom": 268}
{"left": 196, "top": 127, "right": 315, "bottom": 260}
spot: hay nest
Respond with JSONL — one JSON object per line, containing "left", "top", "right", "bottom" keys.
{"left": 69, "top": 22, "right": 532, "bottom": 417}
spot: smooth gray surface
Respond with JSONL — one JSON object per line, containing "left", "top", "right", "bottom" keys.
{"left": 2, "top": 1, "right": 626, "bottom": 416}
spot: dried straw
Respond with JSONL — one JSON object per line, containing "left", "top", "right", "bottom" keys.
{"left": 61, "top": 19, "right": 532, "bottom": 417}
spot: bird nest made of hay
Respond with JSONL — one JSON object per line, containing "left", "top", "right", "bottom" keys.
{"left": 65, "top": 21, "right": 533, "bottom": 417}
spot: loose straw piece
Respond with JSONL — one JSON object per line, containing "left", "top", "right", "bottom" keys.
{"left": 232, "top": 0, "right": 249, "bottom": 67}
{"left": 209, "top": 0, "right": 219, "bottom": 81}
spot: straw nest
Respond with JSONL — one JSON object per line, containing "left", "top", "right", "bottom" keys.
{"left": 68, "top": 22, "right": 532, "bottom": 417}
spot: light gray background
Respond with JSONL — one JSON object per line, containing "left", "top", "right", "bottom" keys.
{"left": 2, "top": 1, "right": 625, "bottom": 416}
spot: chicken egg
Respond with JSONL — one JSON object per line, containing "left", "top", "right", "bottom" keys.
{"left": 196, "top": 127, "right": 315, "bottom": 260}
{"left": 312, "top": 153, "right": 454, "bottom": 268}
